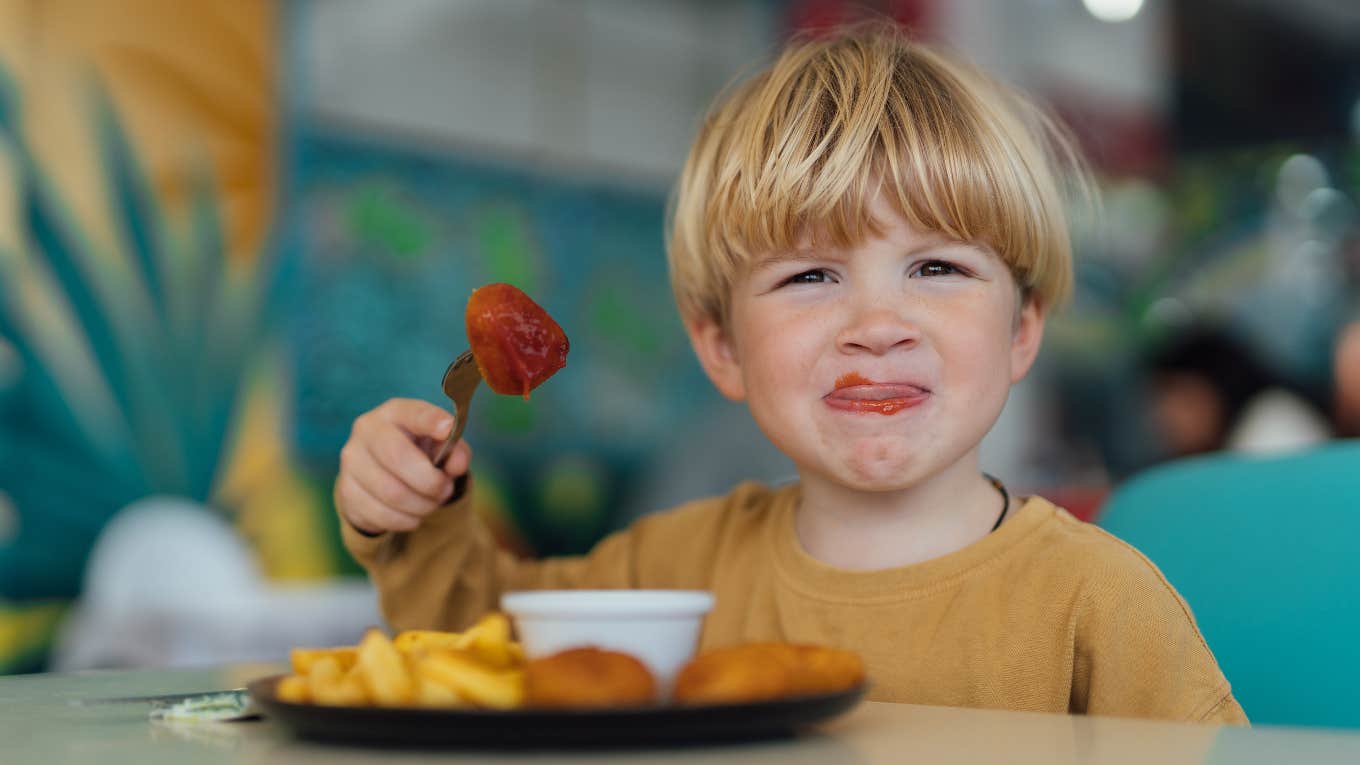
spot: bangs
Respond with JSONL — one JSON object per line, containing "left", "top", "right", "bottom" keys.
{"left": 669, "top": 25, "right": 1082, "bottom": 323}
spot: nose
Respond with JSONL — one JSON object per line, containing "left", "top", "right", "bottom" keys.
{"left": 835, "top": 304, "right": 920, "bottom": 355}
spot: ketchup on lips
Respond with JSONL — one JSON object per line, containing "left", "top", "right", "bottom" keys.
{"left": 825, "top": 372, "right": 929, "bottom": 415}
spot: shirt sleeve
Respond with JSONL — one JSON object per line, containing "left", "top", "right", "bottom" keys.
{"left": 1069, "top": 543, "right": 1250, "bottom": 726}
{"left": 341, "top": 479, "right": 751, "bottom": 633}
{"left": 341, "top": 485, "right": 634, "bottom": 632}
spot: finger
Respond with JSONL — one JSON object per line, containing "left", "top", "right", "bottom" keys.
{"left": 368, "top": 425, "right": 454, "bottom": 501}
{"left": 441, "top": 439, "right": 473, "bottom": 478}
{"left": 335, "top": 473, "right": 423, "bottom": 534}
{"left": 380, "top": 398, "right": 455, "bottom": 440}
{"left": 418, "top": 435, "right": 471, "bottom": 478}
{"left": 334, "top": 473, "right": 387, "bottom": 535}
{"left": 344, "top": 441, "right": 444, "bottom": 516}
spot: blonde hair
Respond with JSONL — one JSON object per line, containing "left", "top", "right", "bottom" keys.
{"left": 667, "top": 23, "right": 1090, "bottom": 325}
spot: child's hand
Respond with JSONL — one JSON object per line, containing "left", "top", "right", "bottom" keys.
{"left": 335, "top": 398, "right": 473, "bottom": 535}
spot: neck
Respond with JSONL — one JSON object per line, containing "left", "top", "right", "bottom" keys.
{"left": 793, "top": 453, "right": 1006, "bottom": 571}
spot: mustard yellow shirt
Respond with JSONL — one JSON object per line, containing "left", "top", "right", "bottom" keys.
{"left": 343, "top": 480, "right": 1247, "bottom": 725}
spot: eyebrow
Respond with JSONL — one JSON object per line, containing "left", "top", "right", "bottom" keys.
{"left": 930, "top": 241, "right": 993, "bottom": 259}
{"left": 750, "top": 249, "right": 824, "bottom": 272}
{"left": 751, "top": 239, "right": 990, "bottom": 271}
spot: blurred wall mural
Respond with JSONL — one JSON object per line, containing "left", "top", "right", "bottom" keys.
{"left": 289, "top": 128, "right": 716, "bottom": 565}
{"left": 0, "top": 0, "right": 289, "bottom": 672}
{"left": 0, "top": 0, "right": 733, "bottom": 673}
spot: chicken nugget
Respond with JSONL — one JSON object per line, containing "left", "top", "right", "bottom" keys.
{"left": 674, "top": 642, "right": 864, "bottom": 704}
{"left": 781, "top": 644, "right": 866, "bottom": 695}
{"left": 673, "top": 643, "right": 793, "bottom": 705}
{"left": 524, "top": 647, "right": 657, "bottom": 709}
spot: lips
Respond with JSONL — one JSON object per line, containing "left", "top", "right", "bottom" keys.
{"left": 825, "top": 373, "right": 930, "bottom": 415}
{"left": 829, "top": 383, "right": 929, "bottom": 400}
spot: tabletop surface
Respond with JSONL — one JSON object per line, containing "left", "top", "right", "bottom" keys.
{"left": 4, "top": 663, "right": 1360, "bottom": 764}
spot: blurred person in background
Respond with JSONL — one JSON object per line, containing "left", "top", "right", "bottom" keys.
{"left": 1145, "top": 326, "right": 1332, "bottom": 458}
{"left": 1333, "top": 319, "right": 1360, "bottom": 438}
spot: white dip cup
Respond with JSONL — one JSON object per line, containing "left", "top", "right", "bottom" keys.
{"left": 501, "top": 590, "right": 715, "bottom": 698}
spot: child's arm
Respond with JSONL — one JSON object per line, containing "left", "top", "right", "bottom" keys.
{"left": 334, "top": 397, "right": 742, "bottom": 631}
{"left": 334, "top": 397, "right": 643, "bottom": 630}
{"left": 340, "top": 480, "right": 661, "bottom": 632}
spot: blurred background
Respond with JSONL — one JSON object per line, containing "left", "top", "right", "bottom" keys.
{"left": 0, "top": 0, "right": 1356, "bottom": 704}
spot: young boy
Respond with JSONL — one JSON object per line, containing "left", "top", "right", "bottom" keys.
{"left": 334, "top": 25, "right": 1247, "bottom": 724}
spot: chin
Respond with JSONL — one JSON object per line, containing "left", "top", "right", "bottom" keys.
{"left": 782, "top": 430, "right": 946, "bottom": 491}
{"left": 848, "top": 468, "right": 921, "bottom": 490}
{"left": 839, "top": 476, "right": 916, "bottom": 494}
{"left": 839, "top": 438, "right": 926, "bottom": 479}
{"left": 837, "top": 457, "right": 926, "bottom": 491}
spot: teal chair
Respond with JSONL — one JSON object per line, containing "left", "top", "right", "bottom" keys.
{"left": 1098, "top": 441, "right": 1360, "bottom": 729}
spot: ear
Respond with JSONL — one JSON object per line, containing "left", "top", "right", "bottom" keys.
{"left": 684, "top": 313, "right": 747, "bottom": 401}
{"left": 1009, "top": 296, "right": 1046, "bottom": 384}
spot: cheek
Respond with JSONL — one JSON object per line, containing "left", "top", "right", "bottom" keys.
{"left": 940, "top": 309, "right": 1017, "bottom": 400}
{"left": 741, "top": 311, "right": 821, "bottom": 391}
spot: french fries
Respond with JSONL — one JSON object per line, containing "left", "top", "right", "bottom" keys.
{"left": 455, "top": 611, "right": 523, "bottom": 669}
{"left": 273, "top": 613, "right": 525, "bottom": 709}
{"left": 417, "top": 650, "right": 524, "bottom": 709}
{"left": 290, "top": 646, "right": 358, "bottom": 675}
{"left": 356, "top": 630, "right": 414, "bottom": 706}
{"left": 392, "top": 630, "right": 463, "bottom": 655}
{"left": 307, "top": 654, "right": 367, "bottom": 706}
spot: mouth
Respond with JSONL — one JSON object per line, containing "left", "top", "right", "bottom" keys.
{"left": 824, "top": 373, "right": 930, "bottom": 415}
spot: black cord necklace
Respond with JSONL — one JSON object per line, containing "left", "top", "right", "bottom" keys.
{"left": 983, "top": 473, "right": 1010, "bottom": 532}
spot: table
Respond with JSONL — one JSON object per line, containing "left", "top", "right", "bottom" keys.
{"left": 3, "top": 663, "right": 1360, "bottom": 764}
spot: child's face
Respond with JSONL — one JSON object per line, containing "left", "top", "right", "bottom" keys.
{"left": 687, "top": 198, "right": 1045, "bottom": 492}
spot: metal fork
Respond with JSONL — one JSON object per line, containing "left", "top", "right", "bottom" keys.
{"left": 431, "top": 350, "right": 482, "bottom": 468}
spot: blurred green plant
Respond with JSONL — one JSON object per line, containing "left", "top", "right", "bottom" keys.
{"left": 0, "top": 65, "right": 282, "bottom": 671}
{"left": 348, "top": 183, "right": 430, "bottom": 259}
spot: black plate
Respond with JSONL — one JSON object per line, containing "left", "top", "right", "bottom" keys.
{"left": 247, "top": 674, "right": 866, "bottom": 748}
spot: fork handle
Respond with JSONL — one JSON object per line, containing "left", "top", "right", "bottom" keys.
{"left": 431, "top": 408, "right": 469, "bottom": 468}
{"left": 435, "top": 392, "right": 484, "bottom": 465}
{"left": 431, "top": 434, "right": 456, "bottom": 469}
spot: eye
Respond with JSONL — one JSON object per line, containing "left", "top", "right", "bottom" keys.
{"left": 781, "top": 268, "right": 835, "bottom": 286}
{"left": 912, "top": 260, "right": 961, "bottom": 278}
